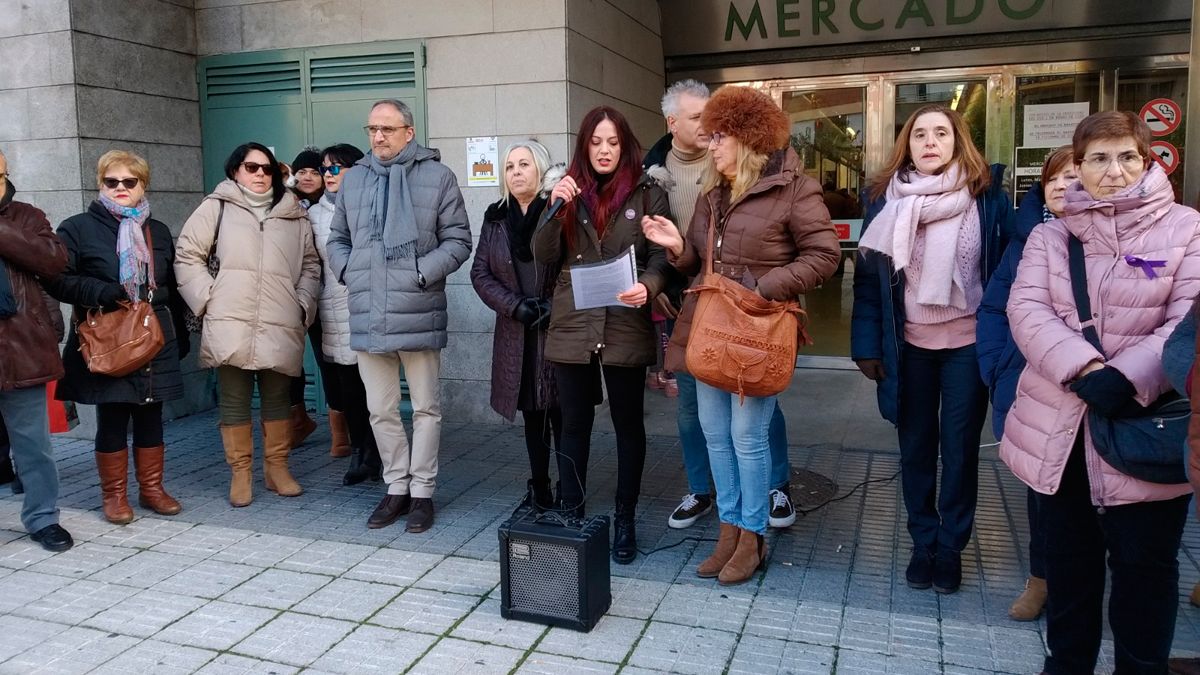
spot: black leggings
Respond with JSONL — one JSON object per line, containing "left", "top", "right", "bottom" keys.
{"left": 523, "top": 408, "right": 562, "bottom": 485}
{"left": 290, "top": 318, "right": 338, "bottom": 408}
{"left": 95, "top": 402, "right": 163, "bottom": 453}
{"left": 324, "top": 362, "right": 375, "bottom": 450}
{"left": 553, "top": 359, "right": 646, "bottom": 511}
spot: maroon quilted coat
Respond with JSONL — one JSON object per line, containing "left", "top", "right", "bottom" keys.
{"left": 0, "top": 183, "right": 67, "bottom": 390}
{"left": 470, "top": 198, "right": 558, "bottom": 421}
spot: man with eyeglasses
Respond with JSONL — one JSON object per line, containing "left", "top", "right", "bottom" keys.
{"left": 0, "top": 149, "right": 74, "bottom": 552}
{"left": 327, "top": 99, "right": 471, "bottom": 533}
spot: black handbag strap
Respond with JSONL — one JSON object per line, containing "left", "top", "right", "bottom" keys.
{"left": 1067, "top": 233, "right": 1105, "bottom": 357}
{"left": 210, "top": 201, "right": 224, "bottom": 259}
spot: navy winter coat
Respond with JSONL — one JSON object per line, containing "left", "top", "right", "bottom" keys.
{"left": 850, "top": 164, "right": 1011, "bottom": 425}
{"left": 976, "top": 184, "right": 1046, "bottom": 439}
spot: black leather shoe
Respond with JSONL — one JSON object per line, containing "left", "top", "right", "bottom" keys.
{"left": 406, "top": 498, "right": 434, "bottom": 533}
{"left": 933, "top": 549, "right": 962, "bottom": 594}
{"left": 906, "top": 547, "right": 934, "bottom": 589}
{"left": 30, "top": 524, "right": 73, "bottom": 552}
{"left": 367, "top": 494, "right": 410, "bottom": 529}
{"left": 612, "top": 507, "right": 637, "bottom": 565}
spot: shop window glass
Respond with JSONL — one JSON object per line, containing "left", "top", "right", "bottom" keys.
{"left": 1117, "top": 68, "right": 1187, "bottom": 203}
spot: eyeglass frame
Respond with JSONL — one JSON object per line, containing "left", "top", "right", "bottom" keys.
{"left": 239, "top": 161, "right": 274, "bottom": 175}
{"left": 102, "top": 177, "right": 141, "bottom": 190}
{"left": 318, "top": 165, "right": 345, "bottom": 176}
{"left": 707, "top": 132, "right": 726, "bottom": 148}
{"left": 1079, "top": 152, "right": 1146, "bottom": 172}
{"left": 364, "top": 124, "right": 412, "bottom": 138}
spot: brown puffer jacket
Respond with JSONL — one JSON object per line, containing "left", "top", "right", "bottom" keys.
{"left": 666, "top": 147, "right": 841, "bottom": 372}
{"left": 174, "top": 180, "right": 321, "bottom": 377}
{"left": 0, "top": 186, "right": 67, "bottom": 390}
{"left": 532, "top": 180, "right": 672, "bottom": 367}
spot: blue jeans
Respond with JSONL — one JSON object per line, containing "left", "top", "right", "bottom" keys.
{"left": 677, "top": 371, "right": 790, "bottom": 495}
{"left": 695, "top": 380, "right": 776, "bottom": 534}
{"left": 0, "top": 385, "right": 60, "bottom": 533}
{"left": 896, "top": 343, "right": 988, "bottom": 552}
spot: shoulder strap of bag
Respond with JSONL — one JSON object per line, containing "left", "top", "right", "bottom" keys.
{"left": 703, "top": 194, "right": 717, "bottom": 277}
{"left": 1067, "top": 233, "right": 1104, "bottom": 356}
{"left": 143, "top": 223, "right": 156, "bottom": 297}
{"left": 211, "top": 201, "right": 224, "bottom": 257}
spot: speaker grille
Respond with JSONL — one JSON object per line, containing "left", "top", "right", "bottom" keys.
{"left": 506, "top": 537, "right": 580, "bottom": 619}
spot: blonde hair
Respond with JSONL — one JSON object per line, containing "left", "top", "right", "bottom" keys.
{"left": 499, "top": 140, "right": 550, "bottom": 206}
{"left": 96, "top": 150, "right": 150, "bottom": 190}
{"left": 701, "top": 140, "right": 768, "bottom": 201}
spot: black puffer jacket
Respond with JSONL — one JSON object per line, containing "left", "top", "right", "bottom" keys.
{"left": 47, "top": 201, "right": 188, "bottom": 405}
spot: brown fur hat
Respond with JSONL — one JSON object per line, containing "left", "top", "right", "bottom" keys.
{"left": 701, "top": 86, "right": 790, "bottom": 155}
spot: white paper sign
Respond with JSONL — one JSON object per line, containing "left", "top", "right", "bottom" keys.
{"left": 1023, "top": 102, "right": 1090, "bottom": 148}
{"left": 570, "top": 246, "right": 638, "bottom": 310}
{"left": 466, "top": 137, "right": 499, "bottom": 187}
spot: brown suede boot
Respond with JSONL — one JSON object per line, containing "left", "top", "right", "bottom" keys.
{"left": 718, "top": 527, "right": 767, "bottom": 586}
{"left": 221, "top": 423, "right": 254, "bottom": 507}
{"left": 697, "top": 522, "right": 740, "bottom": 578}
{"left": 262, "top": 418, "right": 303, "bottom": 496}
{"left": 1191, "top": 581, "right": 1200, "bottom": 608}
{"left": 95, "top": 450, "right": 134, "bottom": 524}
{"left": 290, "top": 404, "right": 317, "bottom": 449}
{"left": 133, "top": 445, "right": 182, "bottom": 515}
{"left": 327, "top": 409, "right": 351, "bottom": 458}
{"left": 1007, "top": 576, "right": 1047, "bottom": 621}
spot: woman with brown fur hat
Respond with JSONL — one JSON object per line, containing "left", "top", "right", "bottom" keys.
{"left": 643, "top": 85, "right": 840, "bottom": 585}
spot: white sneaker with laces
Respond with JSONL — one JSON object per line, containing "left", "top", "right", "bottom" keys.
{"left": 667, "top": 493, "right": 713, "bottom": 529}
{"left": 768, "top": 488, "right": 796, "bottom": 528}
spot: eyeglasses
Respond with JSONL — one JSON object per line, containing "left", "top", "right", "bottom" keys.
{"left": 102, "top": 177, "right": 140, "bottom": 190}
{"left": 1081, "top": 152, "right": 1144, "bottom": 172}
{"left": 364, "top": 125, "right": 410, "bottom": 137}
{"left": 240, "top": 161, "right": 274, "bottom": 175}
{"left": 707, "top": 132, "right": 726, "bottom": 148}
{"left": 319, "top": 165, "right": 344, "bottom": 176}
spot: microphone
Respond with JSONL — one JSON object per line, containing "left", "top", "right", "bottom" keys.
{"left": 544, "top": 197, "right": 566, "bottom": 221}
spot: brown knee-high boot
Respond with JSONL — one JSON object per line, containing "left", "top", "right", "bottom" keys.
{"left": 95, "top": 450, "right": 134, "bottom": 524}
{"left": 220, "top": 423, "right": 254, "bottom": 507}
{"left": 133, "top": 445, "right": 182, "bottom": 515}
{"left": 718, "top": 527, "right": 767, "bottom": 586}
{"left": 697, "top": 522, "right": 740, "bottom": 578}
{"left": 327, "top": 409, "right": 351, "bottom": 458}
{"left": 262, "top": 419, "right": 303, "bottom": 496}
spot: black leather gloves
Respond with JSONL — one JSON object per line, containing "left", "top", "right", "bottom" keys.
{"left": 1070, "top": 366, "right": 1138, "bottom": 417}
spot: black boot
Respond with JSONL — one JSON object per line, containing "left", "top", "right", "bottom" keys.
{"left": 343, "top": 436, "right": 383, "bottom": 486}
{"left": 0, "top": 440, "right": 11, "bottom": 486}
{"left": 612, "top": 503, "right": 637, "bottom": 565}
{"left": 529, "top": 479, "right": 554, "bottom": 511}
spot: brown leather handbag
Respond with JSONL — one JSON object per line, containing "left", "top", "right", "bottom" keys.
{"left": 684, "top": 216, "right": 808, "bottom": 402}
{"left": 77, "top": 227, "right": 164, "bottom": 377}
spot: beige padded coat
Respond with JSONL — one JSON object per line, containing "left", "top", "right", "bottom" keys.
{"left": 174, "top": 180, "right": 321, "bottom": 377}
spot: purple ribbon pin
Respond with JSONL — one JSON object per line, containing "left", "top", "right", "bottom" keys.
{"left": 1124, "top": 255, "right": 1166, "bottom": 279}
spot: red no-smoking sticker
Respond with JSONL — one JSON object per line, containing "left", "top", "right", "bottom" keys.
{"left": 1141, "top": 98, "right": 1181, "bottom": 137}
{"left": 1150, "top": 140, "right": 1179, "bottom": 175}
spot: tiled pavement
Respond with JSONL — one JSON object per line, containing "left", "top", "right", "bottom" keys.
{"left": 1, "top": 408, "right": 1199, "bottom": 674}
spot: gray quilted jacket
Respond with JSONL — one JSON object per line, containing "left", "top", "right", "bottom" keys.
{"left": 326, "top": 145, "right": 472, "bottom": 353}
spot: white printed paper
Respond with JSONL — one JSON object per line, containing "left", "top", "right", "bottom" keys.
{"left": 1023, "top": 102, "right": 1090, "bottom": 147}
{"left": 570, "top": 246, "right": 638, "bottom": 310}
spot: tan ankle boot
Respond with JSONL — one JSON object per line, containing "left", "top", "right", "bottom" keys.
{"left": 95, "top": 450, "right": 134, "bottom": 524}
{"left": 327, "top": 409, "right": 351, "bottom": 458}
{"left": 718, "top": 527, "right": 767, "bottom": 586}
{"left": 1008, "top": 576, "right": 1047, "bottom": 621}
{"left": 262, "top": 419, "right": 303, "bottom": 496}
{"left": 133, "top": 445, "right": 181, "bottom": 515}
{"left": 290, "top": 404, "right": 317, "bottom": 449}
{"left": 1191, "top": 581, "right": 1200, "bottom": 608}
{"left": 220, "top": 423, "right": 254, "bottom": 507}
{"left": 697, "top": 522, "right": 740, "bottom": 578}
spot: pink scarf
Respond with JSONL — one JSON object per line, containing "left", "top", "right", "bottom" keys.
{"left": 859, "top": 165, "right": 978, "bottom": 309}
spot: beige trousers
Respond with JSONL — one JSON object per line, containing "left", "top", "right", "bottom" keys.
{"left": 356, "top": 349, "right": 442, "bottom": 498}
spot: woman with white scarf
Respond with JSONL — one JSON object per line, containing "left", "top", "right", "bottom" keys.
{"left": 851, "top": 104, "right": 1011, "bottom": 595}
{"left": 49, "top": 150, "right": 190, "bottom": 524}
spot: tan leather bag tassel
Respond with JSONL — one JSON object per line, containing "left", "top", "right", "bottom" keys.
{"left": 77, "top": 226, "right": 164, "bottom": 377}
{"left": 684, "top": 215, "right": 808, "bottom": 403}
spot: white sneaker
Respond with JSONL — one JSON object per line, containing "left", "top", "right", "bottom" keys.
{"left": 667, "top": 493, "right": 713, "bottom": 529}
{"left": 768, "top": 487, "right": 796, "bottom": 528}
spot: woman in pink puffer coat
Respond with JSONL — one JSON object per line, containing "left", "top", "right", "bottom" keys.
{"left": 1002, "top": 111, "right": 1200, "bottom": 674}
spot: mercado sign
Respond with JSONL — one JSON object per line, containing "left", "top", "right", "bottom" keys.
{"left": 660, "top": 0, "right": 1192, "bottom": 56}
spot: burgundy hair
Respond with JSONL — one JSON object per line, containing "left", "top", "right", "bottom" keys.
{"left": 560, "top": 106, "right": 643, "bottom": 247}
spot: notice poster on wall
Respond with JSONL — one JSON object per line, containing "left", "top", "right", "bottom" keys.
{"left": 1023, "top": 102, "right": 1090, "bottom": 148}
{"left": 467, "top": 137, "right": 499, "bottom": 187}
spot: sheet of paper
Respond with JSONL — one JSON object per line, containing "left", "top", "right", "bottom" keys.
{"left": 570, "top": 245, "right": 637, "bottom": 310}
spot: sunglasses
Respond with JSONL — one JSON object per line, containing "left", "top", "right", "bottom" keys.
{"left": 318, "top": 165, "right": 344, "bottom": 176}
{"left": 102, "top": 177, "right": 140, "bottom": 190}
{"left": 240, "top": 161, "right": 274, "bottom": 175}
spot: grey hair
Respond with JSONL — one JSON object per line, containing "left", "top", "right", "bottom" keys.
{"left": 500, "top": 139, "right": 551, "bottom": 206}
{"left": 370, "top": 98, "right": 415, "bottom": 127}
{"left": 661, "top": 79, "right": 710, "bottom": 118}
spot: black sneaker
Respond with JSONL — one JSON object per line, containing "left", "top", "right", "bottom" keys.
{"left": 933, "top": 549, "right": 962, "bottom": 594}
{"left": 30, "top": 524, "right": 73, "bottom": 552}
{"left": 667, "top": 493, "right": 713, "bottom": 529}
{"left": 906, "top": 547, "right": 934, "bottom": 589}
{"left": 768, "top": 487, "right": 796, "bottom": 528}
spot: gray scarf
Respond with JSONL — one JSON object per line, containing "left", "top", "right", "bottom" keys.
{"left": 366, "top": 143, "right": 420, "bottom": 261}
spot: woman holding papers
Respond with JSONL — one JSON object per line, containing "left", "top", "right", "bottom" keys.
{"left": 642, "top": 85, "right": 839, "bottom": 584}
{"left": 533, "top": 106, "right": 673, "bottom": 565}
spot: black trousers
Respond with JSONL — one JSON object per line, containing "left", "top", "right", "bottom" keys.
{"left": 290, "top": 318, "right": 337, "bottom": 408}
{"left": 323, "top": 362, "right": 375, "bottom": 452}
{"left": 523, "top": 407, "right": 562, "bottom": 485}
{"left": 95, "top": 402, "right": 163, "bottom": 453}
{"left": 1038, "top": 438, "right": 1189, "bottom": 674}
{"left": 553, "top": 359, "right": 646, "bottom": 512}
{"left": 1027, "top": 487, "right": 1045, "bottom": 579}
